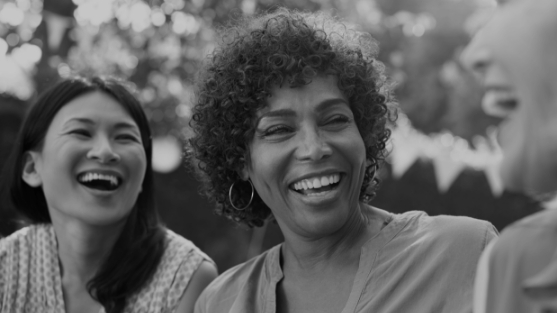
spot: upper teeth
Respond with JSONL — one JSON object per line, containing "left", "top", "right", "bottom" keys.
{"left": 293, "top": 174, "right": 340, "bottom": 191}
{"left": 79, "top": 173, "right": 119, "bottom": 186}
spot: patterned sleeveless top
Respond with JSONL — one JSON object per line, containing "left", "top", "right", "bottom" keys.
{"left": 0, "top": 224, "right": 213, "bottom": 313}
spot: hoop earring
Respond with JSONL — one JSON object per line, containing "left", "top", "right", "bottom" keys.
{"left": 228, "top": 180, "right": 254, "bottom": 211}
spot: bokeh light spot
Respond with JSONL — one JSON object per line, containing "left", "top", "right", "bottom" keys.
{"left": 57, "top": 63, "right": 71, "bottom": 78}
{"left": 151, "top": 8, "right": 166, "bottom": 27}
{"left": 152, "top": 135, "right": 183, "bottom": 173}
{"left": 6, "top": 33, "right": 20, "bottom": 46}
{"left": 0, "top": 39, "right": 8, "bottom": 56}
{"left": 130, "top": 2, "right": 152, "bottom": 32}
{"left": 0, "top": 3, "right": 25, "bottom": 26}
{"left": 171, "top": 11, "right": 199, "bottom": 35}
{"left": 175, "top": 103, "right": 192, "bottom": 119}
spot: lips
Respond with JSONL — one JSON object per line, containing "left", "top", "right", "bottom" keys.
{"left": 482, "top": 88, "right": 519, "bottom": 118}
{"left": 77, "top": 171, "right": 123, "bottom": 191}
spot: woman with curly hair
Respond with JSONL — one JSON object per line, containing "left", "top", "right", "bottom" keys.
{"left": 189, "top": 8, "right": 497, "bottom": 313}
{"left": 0, "top": 77, "right": 216, "bottom": 313}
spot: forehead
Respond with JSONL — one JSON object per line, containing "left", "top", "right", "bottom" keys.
{"left": 476, "top": 0, "right": 557, "bottom": 84}
{"left": 51, "top": 91, "right": 135, "bottom": 126}
{"left": 264, "top": 75, "right": 347, "bottom": 111}
{"left": 482, "top": 0, "right": 557, "bottom": 47}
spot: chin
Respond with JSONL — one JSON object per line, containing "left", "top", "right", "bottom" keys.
{"left": 302, "top": 212, "right": 350, "bottom": 236}
{"left": 79, "top": 210, "right": 131, "bottom": 227}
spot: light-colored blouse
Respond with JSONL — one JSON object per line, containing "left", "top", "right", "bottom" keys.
{"left": 0, "top": 224, "right": 212, "bottom": 313}
{"left": 195, "top": 209, "right": 498, "bottom": 313}
{"left": 473, "top": 207, "right": 557, "bottom": 313}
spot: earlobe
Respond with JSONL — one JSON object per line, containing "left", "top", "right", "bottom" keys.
{"left": 21, "top": 152, "right": 43, "bottom": 187}
{"left": 239, "top": 166, "right": 250, "bottom": 181}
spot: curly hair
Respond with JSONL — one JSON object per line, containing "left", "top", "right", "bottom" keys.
{"left": 189, "top": 8, "right": 396, "bottom": 228}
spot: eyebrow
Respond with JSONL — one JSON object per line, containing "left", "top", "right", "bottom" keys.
{"left": 63, "top": 118, "right": 139, "bottom": 131}
{"left": 255, "top": 98, "right": 348, "bottom": 125}
{"left": 255, "top": 110, "right": 296, "bottom": 126}
{"left": 315, "top": 98, "right": 349, "bottom": 113}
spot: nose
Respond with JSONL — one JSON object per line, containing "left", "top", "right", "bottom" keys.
{"left": 294, "top": 127, "right": 333, "bottom": 161}
{"left": 461, "top": 29, "right": 519, "bottom": 119}
{"left": 460, "top": 29, "right": 492, "bottom": 80}
{"left": 87, "top": 136, "right": 121, "bottom": 164}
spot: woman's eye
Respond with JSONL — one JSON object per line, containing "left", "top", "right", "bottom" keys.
{"left": 325, "top": 115, "right": 351, "bottom": 126}
{"left": 261, "top": 125, "right": 293, "bottom": 137}
{"left": 70, "top": 129, "right": 91, "bottom": 137}
{"left": 116, "top": 134, "right": 140, "bottom": 142}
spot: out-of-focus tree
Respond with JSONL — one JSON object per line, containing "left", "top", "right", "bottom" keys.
{"left": 0, "top": 0, "right": 496, "bottom": 141}
{"left": 334, "top": 0, "right": 501, "bottom": 140}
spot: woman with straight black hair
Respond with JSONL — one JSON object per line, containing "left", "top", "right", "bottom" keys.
{"left": 0, "top": 76, "right": 216, "bottom": 313}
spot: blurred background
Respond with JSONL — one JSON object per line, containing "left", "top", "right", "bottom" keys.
{"left": 0, "top": 0, "right": 541, "bottom": 272}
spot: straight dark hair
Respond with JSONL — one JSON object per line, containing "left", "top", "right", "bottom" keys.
{"left": 4, "top": 76, "right": 166, "bottom": 313}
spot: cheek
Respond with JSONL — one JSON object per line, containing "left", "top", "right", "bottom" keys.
{"left": 40, "top": 146, "right": 79, "bottom": 183}
{"left": 249, "top": 150, "right": 276, "bottom": 186}
{"left": 128, "top": 150, "right": 148, "bottom": 187}
{"left": 247, "top": 146, "right": 287, "bottom": 201}
{"left": 344, "top": 131, "right": 367, "bottom": 164}
{"left": 498, "top": 110, "right": 557, "bottom": 191}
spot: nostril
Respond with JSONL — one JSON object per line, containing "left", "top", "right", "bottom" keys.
{"left": 87, "top": 148, "right": 121, "bottom": 163}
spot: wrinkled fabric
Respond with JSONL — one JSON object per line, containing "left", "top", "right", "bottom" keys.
{"left": 0, "top": 224, "right": 212, "bottom": 313}
{"left": 474, "top": 208, "right": 557, "bottom": 313}
{"left": 196, "top": 209, "right": 497, "bottom": 313}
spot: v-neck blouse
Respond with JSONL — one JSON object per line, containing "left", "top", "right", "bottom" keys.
{"left": 195, "top": 210, "right": 498, "bottom": 313}
{"left": 0, "top": 224, "right": 212, "bottom": 313}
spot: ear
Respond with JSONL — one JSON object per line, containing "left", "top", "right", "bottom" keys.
{"left": 21, "top": 151, "right": 43, "bottom": 187}
{"left": 238, "top": 165, "right": 250, "bottom": 182}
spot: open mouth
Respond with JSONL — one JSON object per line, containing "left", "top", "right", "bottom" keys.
{"left": 77, "top": 172, "right": 122, "bottom": 191}
{"left": 290, "top": 173, "right": 341, "bottom": 195}
{"left": 482, "top": 90, "right": 519, "bottom": 118}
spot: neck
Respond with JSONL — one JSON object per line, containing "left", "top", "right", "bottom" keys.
{"left": 280, "top": 204, "right": 387, "bottom": 271}
{"left": 50, "top": 214, "right": 126, "bottom": 283}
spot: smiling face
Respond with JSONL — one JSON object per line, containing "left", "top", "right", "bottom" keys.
{"left": 24, "top": 91, "right": 147, "bottom": 226}
{"left": 461, "top": 0, "right": 557, "bottom": 195}
{"left": 243, "top": 75, "right": 367, "bottom": 238}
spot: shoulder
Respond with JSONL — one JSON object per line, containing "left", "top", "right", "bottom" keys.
{"left": 504, "top": 208, "right": 557, "bottom": 232}
{"left": 490, "top": 209, "right": 557, "bottom": 259}
{"left": 1, "top": 225, "right": 34, "bottom": 247}
{"left": 127, "top": 228, "right": 215, "bottom": 312}
{"left": 395, "top": 211, "right": 498, "bottom": 251}
{"left": 0, "top": 225, "right": 53, "bottom": 302}
{"left": 203, "top": 245, "right": 277, "bottom": 293}
{"left": 0, "top": 224, "right": 50, "bottom": 257}
{"left": 157, "top": 228, "right": 215, "bottom": 285}
{"left": 163, "top": 228, "right": 212, "bottom": 263}
{"left": 159, "top": 228, "right": 216, "bottom": 287}
{"left": 474, "top": 211, "right": 557, "bottom": 313}
{"left": 197, "top": 244, "right": 280, "bottom": 309}
{"left": 404, "top": 210, "right": 495, "bottom": 231}
{"left": 0, "top": 226, "right": 29, "bottom": 273}
{"left": 175, "top": 261, "right": 218, "bottom": 313}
